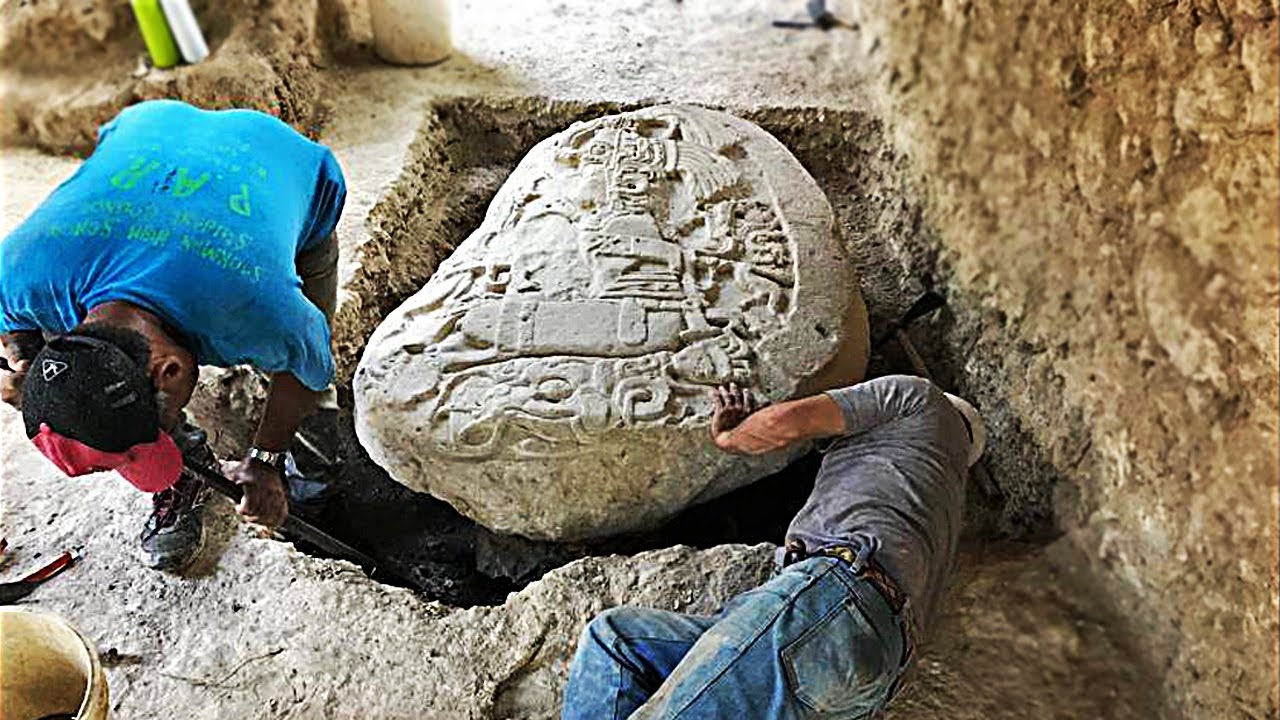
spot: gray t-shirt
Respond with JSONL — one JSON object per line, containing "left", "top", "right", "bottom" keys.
{"left": 784, "top": 375, "right": 971, "bottom": 637}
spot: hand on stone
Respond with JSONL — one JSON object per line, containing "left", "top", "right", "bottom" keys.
{"left": 710, "top": 382, "right": 757, "bottom": 449}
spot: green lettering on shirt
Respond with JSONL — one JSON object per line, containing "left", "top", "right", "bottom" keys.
{"left": 171, "top": 168, "right": 211, "bottom": 198}
{"left": 110, "top": 158, "right": 160, "bottom": 190}
{"left": 127, "top": 224, "right": 170, "bottom": 247}
{"left": 229, "top": 184, "right": 252, "bottom": 217}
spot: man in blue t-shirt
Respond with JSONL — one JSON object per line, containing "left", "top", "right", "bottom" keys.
{"left": 0, "top": 100, "right": 347, "bottom": 572}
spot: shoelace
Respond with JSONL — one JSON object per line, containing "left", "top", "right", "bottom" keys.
{"left": 142, "top": 419, "right": 217, "bottom": 541}
{"left": 143, "top": 471, "right": 205, "bottom": 538}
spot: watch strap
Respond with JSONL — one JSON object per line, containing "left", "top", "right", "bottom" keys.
{"left": 245, "top": 447, "right": 287, "bottom": 472}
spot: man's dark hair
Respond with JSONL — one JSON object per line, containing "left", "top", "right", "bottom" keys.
{"left": 69, "top": 323, "right": 151, "bottom": 369}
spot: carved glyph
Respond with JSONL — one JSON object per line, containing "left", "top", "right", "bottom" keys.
{"left": 355, "top": 106, "right": 866, "bottom": 540}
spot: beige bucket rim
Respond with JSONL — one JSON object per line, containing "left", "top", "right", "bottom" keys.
{"left": 0, "top": 606, "right": 108, "bottom": 720}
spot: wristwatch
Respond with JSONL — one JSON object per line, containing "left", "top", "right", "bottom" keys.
{"left": 245, "top": 447, "right": 287, "bottom": 474}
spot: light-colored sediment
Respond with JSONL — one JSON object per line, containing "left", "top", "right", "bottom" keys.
{"left": 832, "top": 1, "right": 1279, "bottom": 715}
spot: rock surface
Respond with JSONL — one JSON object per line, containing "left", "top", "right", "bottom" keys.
{"left": 355, "top": 105, "right": 868, "bottom": 540}
{"left": 833, "top": 1, "right": 1279, "bottom": 716}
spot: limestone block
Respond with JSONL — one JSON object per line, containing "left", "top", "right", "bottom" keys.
{"left": 354, "top": 105, "right": 867, "bottom": 541}
{"left": 185, "top": 366, "right": 267, "bottom": 458}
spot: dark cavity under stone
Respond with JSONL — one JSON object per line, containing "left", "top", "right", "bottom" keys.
{"left": 288, "top": 404, "right": 821, "bottom": 607}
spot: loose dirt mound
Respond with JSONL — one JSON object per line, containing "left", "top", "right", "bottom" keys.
{"left": 0, "top": 0, "right": 365, "bottom": 153}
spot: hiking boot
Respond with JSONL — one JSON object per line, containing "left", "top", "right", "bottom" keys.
{"left": 139, "top": 469, "right": 208, "bottom": 571}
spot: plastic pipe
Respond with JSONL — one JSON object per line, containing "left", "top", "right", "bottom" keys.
{"left": 160, "top": 0, "right": 210, "bottom": 64}
{"left": 130, "top": 0, "right": 180, "bottom": 69}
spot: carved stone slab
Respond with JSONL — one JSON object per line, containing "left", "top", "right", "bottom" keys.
{"left": 354, "top": 105, "right": 867, "bottom": 541}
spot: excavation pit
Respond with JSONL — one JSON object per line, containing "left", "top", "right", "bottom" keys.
{"left": 214, "top": 98, "right": 1073, "bottom": 606}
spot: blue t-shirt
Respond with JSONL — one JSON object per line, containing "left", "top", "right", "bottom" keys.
{"left": 0, "top": 100, "right": 345, "bottom": 390}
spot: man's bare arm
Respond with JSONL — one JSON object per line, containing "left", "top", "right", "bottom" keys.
{"left": 0, "top": 331, "right": 45, "bottom": 410}
{"left": 252, "top": 371, "right": 319, "bottom": 453}
{"left": 225, "top": 371, "right": 320, "bottom": 527}
{"left": 709, "top": 383, "right": 847, "bottom": 456}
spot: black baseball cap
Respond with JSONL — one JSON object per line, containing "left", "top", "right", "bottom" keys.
{"left": 22, "top": 334, "right": 182, "bottom": 492}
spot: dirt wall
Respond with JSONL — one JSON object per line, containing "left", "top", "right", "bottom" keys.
{"left": 835, "top": 1, "right": 1279, "bottom": 716}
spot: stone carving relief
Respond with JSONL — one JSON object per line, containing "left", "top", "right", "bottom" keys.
{"left": 373, "top": 109, "right": 801, "bottom": 460}
{"left": 355, "top": 105, "right": 865, "bottom": 539}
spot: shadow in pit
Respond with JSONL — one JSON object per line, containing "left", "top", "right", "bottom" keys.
{"left": 293, "top": 413, "right": 823, "bottom": 606}
{"left": 298, "top": 96, "right": 1073, "bottom": 607}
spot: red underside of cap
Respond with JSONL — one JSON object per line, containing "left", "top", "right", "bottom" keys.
{"left": 31, "top": 423, "right": 182, "bottom": 493}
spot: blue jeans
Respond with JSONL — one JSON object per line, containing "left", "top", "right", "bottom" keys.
{"left": 562, "top": 557, "right": 908, "bottom": 720}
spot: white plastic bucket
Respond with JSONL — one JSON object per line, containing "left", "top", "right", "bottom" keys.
{"left": 369, "top": 0, "right": 452, "bottom": 66}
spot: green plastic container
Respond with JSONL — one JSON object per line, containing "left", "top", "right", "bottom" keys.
{"left": 130, "top": 0, "right": 180, "bottom": 69}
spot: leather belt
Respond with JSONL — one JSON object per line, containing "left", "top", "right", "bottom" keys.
{"left": 813, "top": 545, "right": 908, "bottom": 616}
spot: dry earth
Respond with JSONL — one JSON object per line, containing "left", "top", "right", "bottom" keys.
{"left": 832, "top": 1, "right": 1280, "bottom": 716}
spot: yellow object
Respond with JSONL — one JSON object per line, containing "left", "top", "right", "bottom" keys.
{"left": 130, "top": 0, "right": 180, "bottom": 69}
{"left": 0, "top": 608, "right": 108, "bottom": 720}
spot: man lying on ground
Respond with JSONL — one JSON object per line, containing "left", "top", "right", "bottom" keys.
{"left": 562, "top": 374, "right": 985, "bottom": 719}
{"left": 0, "top": 99, "right": 346, "bottom": 571}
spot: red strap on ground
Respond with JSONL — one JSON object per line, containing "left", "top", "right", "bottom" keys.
{"left": 21, "top": 550, "right": 78, "bottom": 583}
